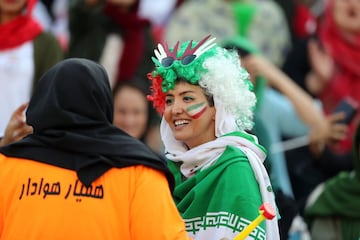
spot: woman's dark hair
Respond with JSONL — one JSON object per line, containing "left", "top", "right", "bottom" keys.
{"left": 112, "top": 81, "right": 147, "bottom": 101}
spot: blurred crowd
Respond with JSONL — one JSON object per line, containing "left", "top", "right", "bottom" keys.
{"left": 1, "top": 0, "right": 360, "bottom": 239}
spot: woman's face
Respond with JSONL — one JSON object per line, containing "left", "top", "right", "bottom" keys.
{"left": 164, "top": 81, "right": 216, "bottom": 149}
{"left": 333, "top": 0, "right": 360, "bottom": 33}
{"left": 0, "top": 0, "right": 27, "bottom": 15}
{"left": 113, "top": 86, "right": 148, "bottom": 139}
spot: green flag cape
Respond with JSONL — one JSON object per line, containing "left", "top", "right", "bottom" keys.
{"left": 169, "top": 144, "right": 268, "bottom": 239}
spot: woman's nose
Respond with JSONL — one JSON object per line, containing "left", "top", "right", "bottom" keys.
{"left": 171, "top": 101, "right": 184, "bottom": 114}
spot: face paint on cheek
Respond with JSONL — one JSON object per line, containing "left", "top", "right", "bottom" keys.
{"left": 186, "top": 102, "right": 207, "bottom": 119}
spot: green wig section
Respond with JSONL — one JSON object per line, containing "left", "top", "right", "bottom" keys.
{"left": 151, "top": 40, "right": 217, "bottom": 92}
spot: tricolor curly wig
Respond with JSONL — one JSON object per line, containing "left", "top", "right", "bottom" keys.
{"left": 148, "top": 35, "right": 256, "bottom": 131}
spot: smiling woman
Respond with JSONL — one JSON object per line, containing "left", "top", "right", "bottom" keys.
{"left": 148, "top": 35, "right": 280, "bottom": 240}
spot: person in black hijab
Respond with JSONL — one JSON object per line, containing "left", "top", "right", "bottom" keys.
{"left": 0, "top": 58, "right": 190, "bottom": 240}
{"left": 1, "top": 57, "right": 172, "bottom": 186}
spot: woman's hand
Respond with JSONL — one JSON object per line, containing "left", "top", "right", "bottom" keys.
{"left": 0, "top": 103, "right": 33, "bottom": 146}
{"left": 308, "top": 39, "right": 334, "bottom": 82}
{"left": 308, "top": 112, "right": 348, "bottom": 156}
{"left": 305, "top": 39, "right": 334, "bottom": 95}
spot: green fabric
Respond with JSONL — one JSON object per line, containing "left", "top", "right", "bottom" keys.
{"left": 33, "top": 31, "right": 64, "bottom": 92}
{"left": 168, "top": 144, "right": 266, "bottom": 238}
{"left": 341, "top": 219, "right": 360, "bottom": 240}
{"left": 231, "top": 2, "right": 256, "bottom": 38}
{"left": 305, "top": 123, "right": 360, "bottom": 239}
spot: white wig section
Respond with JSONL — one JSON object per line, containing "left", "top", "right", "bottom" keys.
{"left": 199, "top": 47, "right": 256, "bottom": 131}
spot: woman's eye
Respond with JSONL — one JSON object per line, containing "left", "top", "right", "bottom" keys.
{"left": 183, "top": 96, "right": 195, "bottom": 102}
{"left": 165, "top": 98, "right": 174, "bottom": 105}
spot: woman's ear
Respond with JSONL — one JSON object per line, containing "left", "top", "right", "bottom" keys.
{"left": 212, "top": 108, "right": 216, "bottom": 121}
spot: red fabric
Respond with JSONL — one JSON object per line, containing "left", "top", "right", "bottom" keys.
{"left": 318, "top": 0, "right": 360, "bottom": 153}
{"left": 292, "top": 3, "right": 317, "bottom": 39}
{"left": 151, "top": 25, "right": 164, "bottom": 44}
{"left": 104, "top": 3, "right": 150, "bottom": 83}
{"left": 0, "top": 0, "right": 42, "bottom": 51}
{"left": 147, "top": 73, "right": 166, "bottom": 115}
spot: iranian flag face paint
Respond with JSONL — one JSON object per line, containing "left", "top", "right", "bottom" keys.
{"left": 186, "top": 102, "right": 207, "bottom": 119}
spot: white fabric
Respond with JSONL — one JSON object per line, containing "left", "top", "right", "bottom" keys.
{"left": 161, "top": 97, "right": 280, "bottom": 239}
{"left": 239, "top": 144, "right": 280, "bottom": 240}
{"left": 139, "top": 0, "right": 177, "bottom": 26}
{"left": 32, "top": 1, "right": 52, "bottom": 30}
{"left": 214, "top": 97, "right": 239, "bottom": 137}
{"left": 99, "top": 33, "right": 123, "bottom": 89}
{"left": 0, "top": 42, "right": 34, "bottom": 136}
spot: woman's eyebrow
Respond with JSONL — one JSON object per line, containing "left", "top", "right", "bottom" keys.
{"left": 179, "top": 90, "right": 196, "bottom": 96}
{"left": 166, "top": 90, "right": 196, "bottom": 97}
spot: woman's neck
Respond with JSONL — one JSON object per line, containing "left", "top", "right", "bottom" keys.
{"left": 0, "top": 13, "right": 18, "bottom": 24}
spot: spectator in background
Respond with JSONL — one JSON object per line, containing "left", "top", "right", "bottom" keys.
{"left": 0, "top": 0, "right": 63, "bottom": 138}
{"left": 305, "top": 121, "right": 360, "bottom": 240}
{"left": 39, "top": 0, "right": 70, "bottom": 50}
{"left": 273, "top": 0, "right": 318, "bottom": 44}
{"left": 230, "top": 0, "right": 292, "bottom": 67}
{"left": 67, "top": 0, "right": 155, "bottom": 92}
{"left": 282, "top": 0, "right": 360, "bottom": 214}
{"left": 113, "top": 81, "right": 163, "bottom": 154}
{"left": 138, "top": 0, "right": 177, "bottom": 42}
{"left": 0, "top": 58, "right": 191, "bottom": 240}
{"left": 273, "top": 0, "right": 295, "bottom": 39}
{"left": 163, "top": 0, "right": 237, "bottom": 46}
{"left": 291, "top": 0, "right": 317, "bottom": 42}
{"left": 67, "top": 0, "right": 162, "bottom": 151}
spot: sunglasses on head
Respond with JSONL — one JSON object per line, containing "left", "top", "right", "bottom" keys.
{"left": 161, "top": 54, "right": 197, "bottom": 68}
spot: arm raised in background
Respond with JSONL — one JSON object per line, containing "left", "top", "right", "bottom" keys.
{"left": 242, "top": 55, "right": 347, "bottom": 153}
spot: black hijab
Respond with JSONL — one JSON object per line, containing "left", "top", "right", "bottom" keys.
{"left": 0, "top": 58, "right": 173, "bottom": 189}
